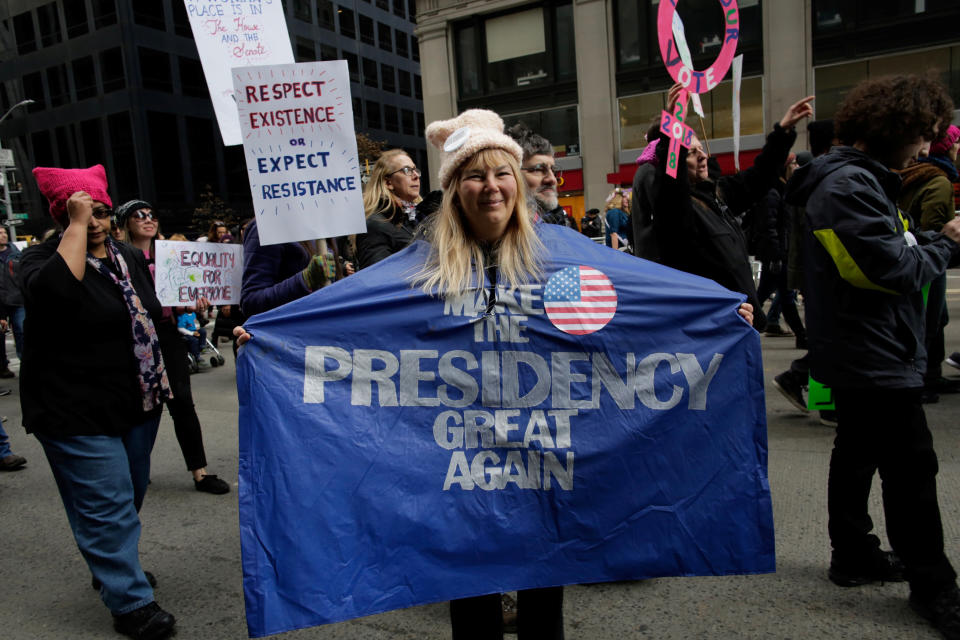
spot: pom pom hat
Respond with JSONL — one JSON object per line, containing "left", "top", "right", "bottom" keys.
{"left": 425, "top": 109, "right": 523, "bottom": 189}
{"left": 32, "top": 164, "right": 112, "bottom": 226}
{"left": 115, "top": 199, "right": 154, "bottom": 229}
{"left": 929, "top": 124, "right": 960, "bottom": 157}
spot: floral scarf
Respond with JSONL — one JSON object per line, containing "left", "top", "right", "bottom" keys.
{"left": 86, "top": 238, "right": 172, "bottom": 411}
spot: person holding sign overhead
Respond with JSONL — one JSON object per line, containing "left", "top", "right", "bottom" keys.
{"left": 115, "top": 199, "right": 230, "bottom": 495}
{"left": 23, "top": 166, "right": 176, "bottom": 640}
{"left": 652, "top": 83, "right": 813, "bottom": 331}
{"left": 355, "top": 149, "right": 427, "bottom": 269}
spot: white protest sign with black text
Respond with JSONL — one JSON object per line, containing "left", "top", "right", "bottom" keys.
{"left": 233, "top": 61, "right": 365, "bottom": 246}
{"left": 182, "top": 0, "right": 294, "bottom": 146}
{"left": 154, "top": 240, "right": 243, "bottom": 306}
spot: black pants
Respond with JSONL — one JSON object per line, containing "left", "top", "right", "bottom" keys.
{"left": 159, "top": 323, "right": 208, "bottom": 471}
{"left": 828, "top": 387, "right": 956, "bottom": 597}
{"left": 924, "top": 272, "right": 948, "bottom": 386}
{"left": 450, "top": 587, "right": 564, "bottom": 640}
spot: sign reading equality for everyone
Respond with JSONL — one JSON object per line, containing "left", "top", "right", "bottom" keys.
{"left": 233, "top": 61, "right": 366, "bottom": 246}
{"left": 237, "top": 224, "right": 774, "bottom": 637}
{"left": 182, "top": 0, "right": 293, "bottom": 146}
{"left": 657, "top": 0, "right": 740, "bottom": 178}
{"left": 154, "top": 240, "right": 243, "bottom": 306}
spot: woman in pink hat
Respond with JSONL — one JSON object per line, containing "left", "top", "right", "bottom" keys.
{"left": 22, "top": 165, "right": 176, "bottom": 640}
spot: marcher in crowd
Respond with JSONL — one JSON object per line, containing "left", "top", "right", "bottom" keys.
{"left": 631, "top": 121, "right": 663, "bottom": 261}
{"left": 580, "top": 208, "right": 603, "bottom": 238}
{"left": 25, "top": 165, "right": 176, "bottom": 639}
{"left": 355, "top": 148, "right": 425, "bottom": 269}
{"left": 897, "top": 123, "right": 960, "bottom": 403}
{"left": 653, "top": 83, "right": 814, "bottom": 331}
{"left": 755, "top": 154, "right": 807, "bottom": 341}
{"left": 116, "top": 199, "right": 230, "bottom": 495}
{"left": 505, "top": 122, "right": 577, "bottom": 231}
{"left": 785, "top": 74, "right": 960, "bottom": 640}
{"left": 604, "top": 188, "right": 630, "bottom": 250}
{"left": 0, "top": 225, "right": 24, "bottom": 378}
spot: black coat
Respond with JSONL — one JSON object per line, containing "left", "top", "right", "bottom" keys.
{"left": 652, "top": 124, "right": 797, "bottom": 331}
{"left": 356, "top": 204, "right": 417, "bottom": 270}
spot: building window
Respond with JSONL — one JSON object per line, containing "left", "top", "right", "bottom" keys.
{"left": 108, "top": 113, "right": 137, "bottom": 200}
{"left": 133, "top": 1, "right": 166, "bottom": 30}
{"left": 617, "top": 76, "right": 764, "bottom": 151}
{"left": 93, "top": 0, "right": 118, "bottom": 28}
{"left": 172, "top": 0, "right": 192, "bottom": 37}
{"left": 186, "top": 116, "right": 218, "bottom": 192}
{"left": 378, "top": 22, "right": 392, "bottom": 52}
{"left": 376, "top": 0, "right": 389, "bottom": 10}
{"left": 414, "top": 73, "right": 422, "bottom": 99}
{"left": 31, "top": 130, "right": 55, "bottom": 167}
{"left": 339, "top": 7, "right": 356, "bottom": 39}
{"left": 22, "top": 72, "right": 45, "bottom": 112}
{"left": 148, "top": 112, "right": 185, "bottom": 202}
{"left": 13, "top": 12, "right": 36, "bottom": 55}
{"left": 320, "top": 44, "right": 339, "bottom": 61}
{"left": 398, "top": 69, "right": 412, "bottom": 96}
{"left": 362, "top": 57, "right": 378, "bottom": 88}
{"left": 395, "top": 29, "right": 408, "bottom": 57}
{"left": 503, "top": 105, "right": 580, "bottom": 157}
{"left": 72, "top": 57, "right": 97, "bottom": 101}
{"left": 366, "top": 100, "right": 381, "bottom": 129}
{"left": 416, "top": 111, "right": 424, "bottom": 137}
{"left": 408, "top": 0, "right": 417, "bottom": 23}
{"left": 100, "top": 48, "right": 126, "bottom": 93}
{"left": 37, "top": 2, "right": 63, "bottom": 48}
{"left": 47, "top": 66, "right": 69, "bottom": 107}
{"left": 64, "top": 1, "right": 90, "bottom": 38}
{"left": 318, "top": 0, "right": 335, "bottom": 30}
{"left": 814, "top": 46, "right": 960, "bottom": 119}
{"left": 179, "top": 57, "right": 208, "bottom": 97}
{"left": 411, "top": 35, "right": 419, "bottom": 61}
{"left": 294, "top": 0, "right": 312, "bottom": 23}
{"left": 393, "top": 0, "right": 405, "bottom": 18}
{"left": 343, "top": 52, "right": 360, "bottom": 82}
{"left": 79, "top": 118, "right": 106, "bottom": 166}
{"left": 139, "top": 48, "right": 173, "bottom": 92}
{"left": 353, "top": 97, "right": 362, "bottom": 129}
{"left": 384, "top": 105, "right": 399, "bottom": 132}
{"left": 295, "top": 37, "right": 315, "bottom": 62}
{"left": 359, "top": 14, "right": 375, "bottom": 44}
{"left": 401, "top": 108, "right": 415, "bottom": 135}
{"left": 381, "top": 64, "right": 395, "bottom": 92}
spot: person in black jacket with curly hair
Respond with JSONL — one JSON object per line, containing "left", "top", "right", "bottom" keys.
{"left": 652, "top": 83, "right": 813, "bottom": 332}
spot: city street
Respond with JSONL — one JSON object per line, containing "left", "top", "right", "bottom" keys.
{"left": 2, "top": 270, "right": 959, "bottom": 640}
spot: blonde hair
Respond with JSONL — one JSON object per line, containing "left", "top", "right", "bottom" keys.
{"left": 362, "top": 149, "right": 417, "bottom": 219}
{"left": 605, "top": 188, "right": 627, "bottom": 212}
{"left": 413, "top": 148, "right": 543, "bottom": 298}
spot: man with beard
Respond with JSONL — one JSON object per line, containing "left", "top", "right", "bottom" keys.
{"left": 505, "top": 123, "right": 577, "bottom": 231}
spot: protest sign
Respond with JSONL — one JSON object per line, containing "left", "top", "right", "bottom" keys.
{"left": 154, "top": 240, "right": 243, "bottom": 305}
{"left": 182, "top": 0, "right": 294, "bottom": 146}
{"left": 237, "top": 224, "right": 774, "bottom": 637}
{"left": 657, "top": 0, "right": 740, "bottom": 178}
{"left": 233, "top": 61, "right": 366, "bottom": 246}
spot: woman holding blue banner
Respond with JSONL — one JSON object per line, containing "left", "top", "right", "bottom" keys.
{"left": 235, "top": 109, "right": 755, "bottom": 639}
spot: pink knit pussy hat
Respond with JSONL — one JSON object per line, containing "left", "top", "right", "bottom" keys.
{"left": 929, "top": 124, "right": 960, "bottom": 157}
{"left": 32, "top": 164, "right": 112, "bottom": 226}
{"left": 425, "top": 109, "right": 524, "bottom": 189}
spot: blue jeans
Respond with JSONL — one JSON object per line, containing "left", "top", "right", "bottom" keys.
{"left": 36, "top": 415, "right": 161, "bottom": 614}
{"left": 9, "top": 306, "right": 24, "bottom": 360}
{"left": 0, "top": 419, "right": 12, "bottom": 458}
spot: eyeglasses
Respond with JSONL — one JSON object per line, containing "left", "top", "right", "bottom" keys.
{"left": 521, "top": 163, "right": 562, "bottom": 179}
{"left": 92, "top": 207, "right": 113, "bottom": 220}
{"left": 131, "top": 210, "right": 157, "bottom": 221}
{"left": 387, "top": 166, "right": 421, "bottom": 178}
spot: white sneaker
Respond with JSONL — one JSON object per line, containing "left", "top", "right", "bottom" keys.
{"left": 946, "top": 352, "right": 960, "bottom": 370}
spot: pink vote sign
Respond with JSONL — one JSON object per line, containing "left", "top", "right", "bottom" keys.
{"left": 656, "top": 0, "right": 740, "bottom": 178}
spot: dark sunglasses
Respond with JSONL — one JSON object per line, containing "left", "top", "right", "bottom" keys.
{"left": 131, "top": 210, "right": 157, "bottom": 221}
{"left": 387, "top": 166, "right": 421, "bottom": 178}
{"left": 92, "top": 207, "right": 113, "bottom": 220}
{"left": 521, "top": 163, "right": 562, "bottom": 179}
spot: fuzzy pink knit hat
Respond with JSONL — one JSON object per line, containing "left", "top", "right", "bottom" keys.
{"left": 930, "top": 124, "right": 960, "bottom": 157}
{"left": 32, "top": 164, "right": 112, "bottom": 226}
{"left": 425, "top": 109, "right": 523, "bottom": 189}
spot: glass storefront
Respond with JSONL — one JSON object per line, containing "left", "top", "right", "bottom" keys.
{"left": 502, "top": 105, "right": 580, "bottom": 157}
{"left": 618, "top": 76, "right": 764, "bottom": 151}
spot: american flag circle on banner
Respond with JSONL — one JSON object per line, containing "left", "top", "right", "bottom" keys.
{"left": 543, "top": 265, "right": 618, "bottom": 335}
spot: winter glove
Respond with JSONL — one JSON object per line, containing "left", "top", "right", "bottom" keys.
{"left": 302, "top": 255, "right": 330, "bottom": 291}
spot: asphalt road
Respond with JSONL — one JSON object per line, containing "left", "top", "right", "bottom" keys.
{"left": 2, "top": 270, "right": 959, "bottom": 639}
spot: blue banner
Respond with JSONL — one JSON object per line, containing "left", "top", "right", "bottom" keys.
{"left": 237, "top": 224, "right": 773, "bottom": 638}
